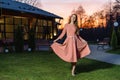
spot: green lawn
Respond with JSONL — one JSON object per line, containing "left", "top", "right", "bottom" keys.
{"left": 0, "top": 51, "right": 120, "bottom": 80}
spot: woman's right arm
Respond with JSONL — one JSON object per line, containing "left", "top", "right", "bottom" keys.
{"left": 54, "top": 24, "right": 67, "bottom": 42}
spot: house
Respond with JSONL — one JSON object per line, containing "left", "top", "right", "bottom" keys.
{"left": 0, "top": 0, "right": 63, "bottom": 52}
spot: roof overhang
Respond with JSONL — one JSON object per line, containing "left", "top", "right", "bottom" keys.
{"left": 0, "top": 0, "right": 63, "bottom": 19}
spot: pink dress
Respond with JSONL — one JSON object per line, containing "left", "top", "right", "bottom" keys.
{"left": 51, "top": 24, "right": 91, "bottom": 63}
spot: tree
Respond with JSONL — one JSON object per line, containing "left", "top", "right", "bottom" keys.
{"left": 71, "top": 8, "right": 76, "bottom": 15}
{"left": 110, "top": 29, "right": 118, "bottom": 49}
{"left": 28, "top": 27, "right": 36, "bottom": 51}
{"left": 76, "top": 5, "right": 85, "bottom": 16}
{"left": 87, "top": 16, "right": 95, "bottom": 28}
{"left": 28, "top": 19, "right": 38, "bottom": 51}
{"left": 117, "top": 27, "right": 120, "bottom": 46}
{"left": 14, "top": 0, "right": 42, "bottom": 8}
{"left": 93, "top": 10, "right": 106, "bottom": 28}
{"left": 76, "top": 5, "right": 86, "bottom": 28}
{"left": 14, "top": 26, "right": 24, "bottom": 52}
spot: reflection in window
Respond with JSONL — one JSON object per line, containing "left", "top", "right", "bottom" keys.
{"left": 6, "top": 33, "right": 13, "bottom": 39}
{"left": 6, "top": 25, "right": 14, "bottom": 32}
{"left": 43, "top": 20, "right": 47, "bottom": 26}
{"left": 48, "top": 21, "right": 52, "bottom": 26}
{"left": 24, "top": 32, "right": 28, "bottom": 40}
{"left": 14, "top": 18, "right": 21, "bottom": 25}
{"left": 0, "top": 16, "right": 55, "bottom": 40}
{"left": 31, "top": 18, "right": 37, "bottom": 27}
{"left": 0, "top": 16, "right": 4, "bottom": 24}
{"left": 0, "top": 25, "right": 4, "bottom": 32}
{"left": 37, "top": 26, "right": 43, "bottom": 33}
{"left": 36, "top": 33, "right": 43, "bottom": 39}
{"left": 23, "top": 26, "right": 28, "bottom": 40}
{"left": 38, "top": 19, "right": 42, "bottom": 26}
{"left": 50, "top": 33, "right": 53, "bottom": 39}
{"left": 22, "top": 18, "right": 28, "bottom": 25}
{"left": 6, "top": 17, "right": 13, "bottom": 24}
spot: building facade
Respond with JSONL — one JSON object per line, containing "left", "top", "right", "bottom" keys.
{"left": 0, "top": 0, "right": 62, "bottom": 52}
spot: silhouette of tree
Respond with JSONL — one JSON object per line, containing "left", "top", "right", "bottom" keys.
{"left": 76, "top": 5, "right": 86, "bottom": 28}
{"left": 116, "top": 0, "right": 120, "bottom": 3}
{"left": 71, "top": 8, "right": 76, "bottom": 14}
{"left": 15, "top": 0, "right": 42, "bottom": 8}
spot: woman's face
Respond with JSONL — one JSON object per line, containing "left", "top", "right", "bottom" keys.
{"left": 71, "top": 14, "right": 76, "bottom": 23}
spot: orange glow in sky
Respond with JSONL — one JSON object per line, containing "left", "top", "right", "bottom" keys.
{"left": 40, "top": 0, "right": 115, "bottom": 28}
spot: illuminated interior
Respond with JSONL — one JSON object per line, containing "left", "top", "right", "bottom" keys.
{"left": 0, "top": 15, "right": 57, "bottom": 40}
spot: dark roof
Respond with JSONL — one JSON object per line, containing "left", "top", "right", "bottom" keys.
{"left": 0, "top": 0, "right": 63, "bottom": 19}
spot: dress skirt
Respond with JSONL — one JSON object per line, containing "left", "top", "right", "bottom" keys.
{"left": 51, "top": 35, "right": 91, "bottom": 63}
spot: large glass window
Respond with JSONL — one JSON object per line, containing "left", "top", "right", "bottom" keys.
{"left": 0, "top": 15, "right": 55, "bottom": 40}
{"left": 23, "top": 25, "right": 29, "bottom": 40}
{"left": 37, "top": 26, "right": 43, "bottom": 33}
{"left": 36, "top": 19, "right": 43, "bottom": 39}
{"left": 38, "top": 19, "right": 42, "bottom": 26}
{"left": 36, "top": 19, "right": 49, "bottom": 39}
{"left": 0, "top": 25, "right": 4, "bottom": 39}
{"left": 48, "top": 21, "right": 53, "bottom": 39}
{"left": 43, "top": 20, "right": 47, "bottom": 26}
{"left": 6, "top": 33, "right": 14, "bottom": 39}
{"left": 6, "top": 17, "right": 13, "bottom": 24}
{"left": 0, "top": 16, "right": 4, "bottom": 24}
{"left": 0, "top": 16, "right": 5, "bottom": 39}
{"left": 38, "top": 20, "right": 53, "bottom": 39}
{"left": 5, "top": 16, "right": 14, "bottom": 39}
{"left": 0, "top": 25, "right": 4, "bottom": 32}
{"left": 48, "top": 21, "right": 52, "bottom": 26}
{"left": 22, "top": 18, "right": 28, "bottom": 25}
{"left": 6, "top": 25, "right": 14, "bottom": 32}
{"left": 14, "top": 18, "right": 22, "bottom": 25}
{"left": 30, "top": 18, "right": 37, "bottom": 27}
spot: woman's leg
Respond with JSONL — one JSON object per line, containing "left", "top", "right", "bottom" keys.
{"left": 71, "top": 62, "right": 76, "bottom": 76}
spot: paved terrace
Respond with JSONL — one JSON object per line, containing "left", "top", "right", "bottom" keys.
{"left": 86, "top": 45, "right": 120, "bottom": 65}
{"left": 37, "top": 43, "right": 120, "bottom": 65}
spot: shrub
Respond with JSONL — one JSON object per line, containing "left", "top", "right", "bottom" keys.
{"left": 14, "top": 26, "right": 24, "bottom": 52}
{"left": 117, "top": 28, "right": 120, "bottom": 46}
{"left": 110, "top": 29, "right": 118, "bottom": 50}
{"left": 28, "top": 28, "right": 36, "bottom": 51}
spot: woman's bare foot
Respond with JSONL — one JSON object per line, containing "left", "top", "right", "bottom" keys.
{"left": 71, "top": 62, "right": 76, "bottom": 76}
{"left": 72, "top": 70, "right": 75, "bottom": 76}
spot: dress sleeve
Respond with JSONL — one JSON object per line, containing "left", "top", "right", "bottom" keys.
{"left": 56, "top": 24, "right": 67, "bottom": 40}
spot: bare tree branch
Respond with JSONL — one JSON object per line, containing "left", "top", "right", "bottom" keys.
{"left": 15, "top": 0, "right": 42, "bottom": 7}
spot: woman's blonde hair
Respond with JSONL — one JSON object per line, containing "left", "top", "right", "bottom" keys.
{"left": 68, "top": 14, "right": 79, "bottom": 35}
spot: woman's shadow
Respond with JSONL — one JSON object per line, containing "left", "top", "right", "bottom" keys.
{"left": 75, "top": 59, "right": 114, "bottom": 74}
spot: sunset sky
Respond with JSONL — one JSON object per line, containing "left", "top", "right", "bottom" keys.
{"left": 39, "top": 0, "right": 116, "bottom": 27}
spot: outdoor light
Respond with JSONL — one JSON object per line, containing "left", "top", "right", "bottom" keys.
{"left": 113, "top": 21, "right": 119, "bottom": 27}
{"left": 97, "top": 39, "right": 99, "bottom": 42}
{"left": 28, "top": 48, "right": 31, "bottom": 51}
{"left": 113, "top": 21, "right": 119, "bottom": 33}
{"left": 0, "top": 20, "right": 4, "bottom": 23}
{"left": 54, "top": 32, "right": 57, "bottom": 36}
{"left": 5, "top": 49, "right": 9, "bottom": 53}
{"left": 50, "top": 36, "right": 53, "bottom": 39}
{"left": 80, "top": 28, "right": 83, "bottom": 31}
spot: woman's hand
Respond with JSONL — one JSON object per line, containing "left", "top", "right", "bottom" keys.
{"left": 53, "top": 39, "right": 58, "bottom": 42}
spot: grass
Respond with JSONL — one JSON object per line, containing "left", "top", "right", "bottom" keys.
{"left": 0, "top": 51, "right": 120, "bottom": 80}
{"left": 106, "top": 49, "right": 120, "bottom": 54}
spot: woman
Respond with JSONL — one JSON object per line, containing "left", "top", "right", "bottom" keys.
{"left": 51, "top": 14, "right": 91, "bottom": 76}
